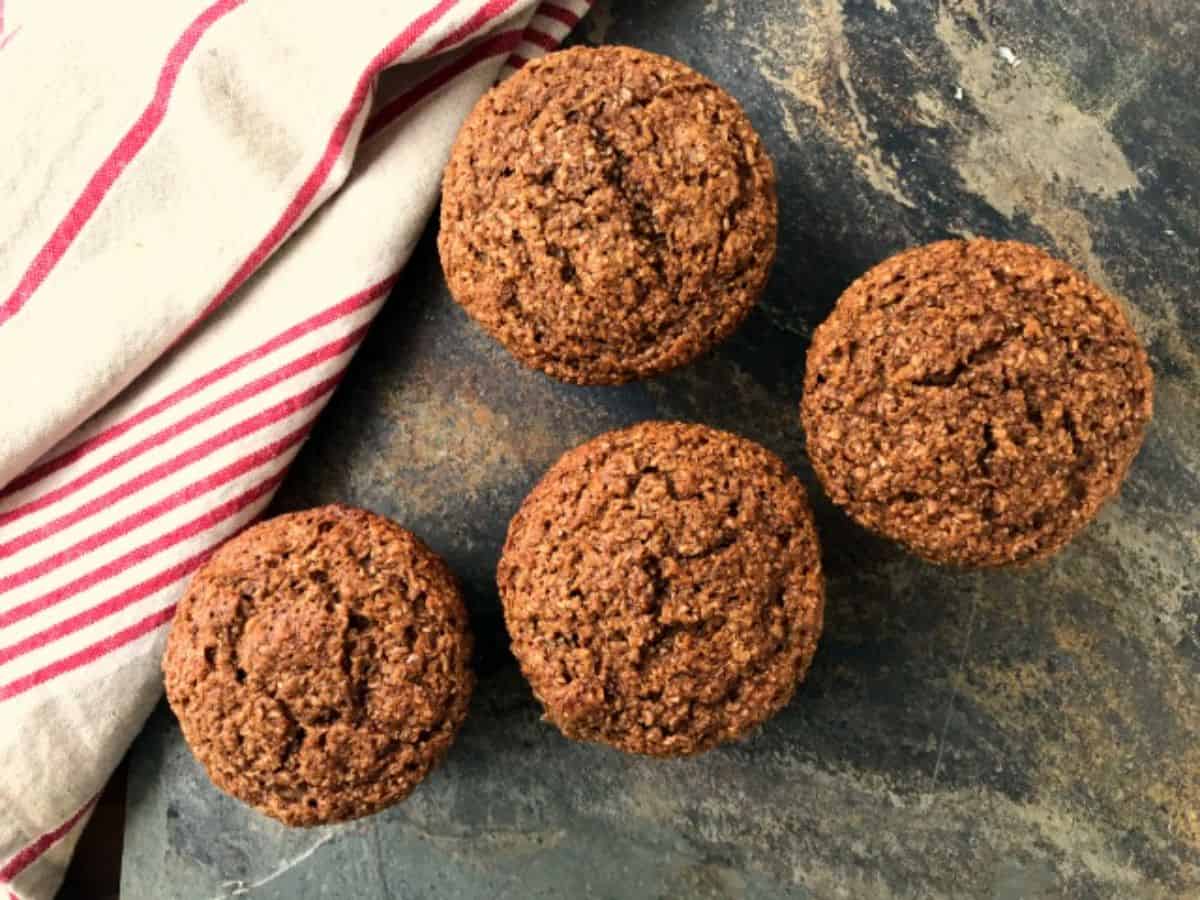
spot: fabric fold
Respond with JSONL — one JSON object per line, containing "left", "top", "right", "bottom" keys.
{"left": 0, "top": 2, "right": 589, "bottom": 896}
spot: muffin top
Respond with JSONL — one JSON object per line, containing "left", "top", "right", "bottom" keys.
{"left": 438, "top": 45, "right": 777, "bottom": 385}
{"left": 802, "top": 239, "right": 1154, "bottom": 567}
{"left": 163, "top": 506, "right": 474, "bottom": 826}
{"left": 498, "top": 421, "right": 824, "bottom": 757}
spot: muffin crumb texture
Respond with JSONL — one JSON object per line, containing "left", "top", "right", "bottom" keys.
{"left": 498, "top": 421, "right": 824, "bottom": 757}
{"left": 439, "top": 45, "right": 777, "bottom": 385}
{"left": 802, "top": 239, "right": 1154, "bottom": 567}
{"left": 163, "top": 506, "right": 474, "bottom": 826}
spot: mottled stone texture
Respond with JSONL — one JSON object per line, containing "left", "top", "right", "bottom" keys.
{"left": 124, "top": 1, "right": 1199, "bottom": 897}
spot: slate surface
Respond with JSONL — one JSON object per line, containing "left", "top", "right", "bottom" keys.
{"left": 122, "top": 1, "right": 1200, "bottom": 897}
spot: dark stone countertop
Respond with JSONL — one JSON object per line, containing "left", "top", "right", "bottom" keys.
{"left": 121, "top": 1, "right": 1200, "bottom": 897}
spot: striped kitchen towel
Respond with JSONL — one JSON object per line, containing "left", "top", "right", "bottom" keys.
{"left": 0, "top": 1, "right": 590, "bottom": 896}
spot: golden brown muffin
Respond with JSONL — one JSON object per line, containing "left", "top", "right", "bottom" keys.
{"left": 498, "top": 422, "right": 824, "bottom": 757}
{"left": 438, "top": 45, "right": 777, "bottom": 385}
{"left": 163, "top": 506, "right": 474, "bottom": 826}
{"left": 802, "top": 239, "right": 1154, "bottom": 567}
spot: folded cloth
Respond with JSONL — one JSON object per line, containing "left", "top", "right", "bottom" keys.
{"left": 0, "top": 1, "right": 589, "bottom": 895}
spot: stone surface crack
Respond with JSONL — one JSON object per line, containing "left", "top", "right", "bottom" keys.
{"left": 930, "top": 587, "right": 979, "bottom": 791}
{"left": 212, "top": 833, "right": 336, "bottom": 899}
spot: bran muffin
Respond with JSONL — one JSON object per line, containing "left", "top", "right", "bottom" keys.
{"left": 163, "top": 506, "right": 474, "bottom": 826}
{"left": 438, "top": 45, "right": 777, "bottom": 385}
{"left": 498, "top": 422, "right": 824, "bottom": 757}
{"left": 802, "top": 239, "right": 1154, "bottom": 567}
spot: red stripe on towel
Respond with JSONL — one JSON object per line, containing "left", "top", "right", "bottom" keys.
{"left": 0, "top": 0, "right": 249, "bottom": 327}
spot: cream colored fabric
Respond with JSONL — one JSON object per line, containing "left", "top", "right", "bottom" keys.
{"left": 0, "top": 1, "right": 588, "bottom": 895}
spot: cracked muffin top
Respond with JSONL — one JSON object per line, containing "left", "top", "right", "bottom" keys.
{"left": 163, "top": 506, "right": 473, "bottom": 826}
{"left": 438, "top": 45, "right": 777, "bottom": 385}
{"left": 802, "top": 239, "right": 1154, "bottom": 568}
{"left": 497, "top": 421, "right": 824, "bottom": 757}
